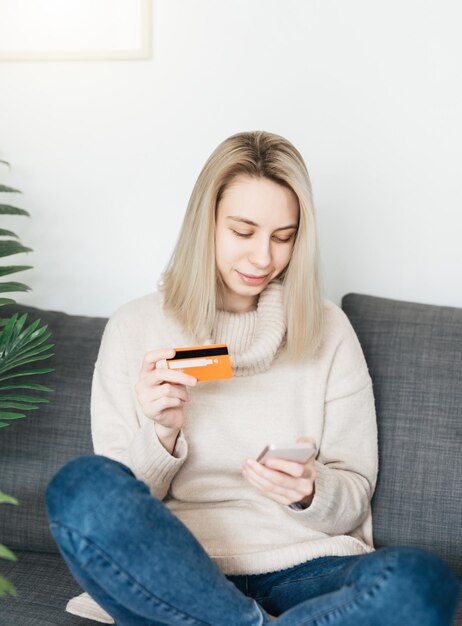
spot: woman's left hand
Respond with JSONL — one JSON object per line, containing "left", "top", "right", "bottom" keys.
{"left": 241, "top": 436, "right": 317, "bottom": 508}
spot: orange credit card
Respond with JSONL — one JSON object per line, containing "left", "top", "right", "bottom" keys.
{"left": 160, "top": 344, "right": 233, "bottom": 382}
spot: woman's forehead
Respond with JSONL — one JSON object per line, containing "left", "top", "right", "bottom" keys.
{"left": 218, "top": 176, "right": 299, "bottom": 222}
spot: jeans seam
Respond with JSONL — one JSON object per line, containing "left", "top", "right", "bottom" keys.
{"left": 254, "top": 569, "right": 350, "bottom": 601}
{"left": 265, "top": 569, "right": 350, "bottom": 591}
{"left": 50, "top": 521, "right": 212, "bottom": 626}
{"left": 250, "top": 556, "right": 350, "bottom": 599}
{"left": 296, "top": 552, "right": 397, "bottom": 626}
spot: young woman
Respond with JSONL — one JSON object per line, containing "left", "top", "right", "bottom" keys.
{"left": 45, "top": 131, "right": 459, "bottom": 626}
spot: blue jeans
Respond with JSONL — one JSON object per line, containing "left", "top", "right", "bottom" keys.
{"left": 44, "top": 455, "right": 459, "bottom": 626}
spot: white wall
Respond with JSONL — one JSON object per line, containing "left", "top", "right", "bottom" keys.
{"left": 0, "top": 0, "right": 461, "bottom": 318}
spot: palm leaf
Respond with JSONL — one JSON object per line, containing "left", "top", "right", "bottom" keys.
{"left": 21, "top": 328, "right": 51, "bottom": 351}
{"left": 0, "top": 368, "right": 54, "bottom": 383}
{"left": 0, "top": 317, "right": 47, "bottom": 353}
{"left": 0, "top": 282, "right": 31, "bottom": 294}
{"left": 0, "top": 185, "right": 21, "bottom": 195}
{"left": 0, "top": 353, "right": 55, "bottom": 376}
{"left": 0, "top": 229, "right": 19, "bottom": 239}
{"left": 0, "top": 315, "right": 51, "bottom": 356}
{"left": 0, "top": 395, "right": 49, "bottom": 403}
{"left": 0, "top": 576, "right": 17, "bottom": 598}
{"left": 8, "top": 312, "right": 27, "bottom": 337}
{"left": 0, "top": 205, "right": 28, "bottom": 216}
{"left": 1, "top": 328, "right": 53, "bottom": 356}
{"left": 0, "top": 491, "right": 18, "bottom": 505}
{"left": 0, "top": 412, "right": 26, "bottom": 420}
{"left": 0, "top": 163, "right": 52, "bottom": 602}
{"left": 0, "top": 265, "right": 33, "bottom": 278}
{"left": 12, "top": 317, "right": 42, "bottom": 346}
{"left": 0, "top": 343, "right": 55, "bottom": 374}
{"left": 0, "top": 544, "right": 17, "bottom": 561}
{"left": 0, "top": 312, "right": 18, "bottom": 352}
{"left": 0, "top": 240, "right": 33, "bottom": 258}
{"left": 13, "top": 332, "right": 53, "bottom": 357}
{"left": 0, "top": 402, "right": 39, "bottom": 410}
{"left": 0, "top": 382, "right": 53, "bottom": 392}
{"left": 0, "top": 317, "right": 55, "bottom": 376}
{"left": 4, "top": 326, "right": 52, "bottom": 357}
{"left": 0, "top": 314, "right": 55, "bottom": 384}
{"left": 4, "top": 341, "right": 54, "bottom": 366}
{"left": 8, "top": 345, "right": 55, "bottom": 368}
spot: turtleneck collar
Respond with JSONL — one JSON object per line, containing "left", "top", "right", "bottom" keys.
{"left": 161, "top": 279, "right": 287, "bottom": 377}
{"left": 211, "top": 279, "right": 286, "bottom": 376}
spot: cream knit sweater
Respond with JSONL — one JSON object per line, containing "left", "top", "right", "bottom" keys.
{"left": 66, "top": 280, "right": 378, "bottom": 623}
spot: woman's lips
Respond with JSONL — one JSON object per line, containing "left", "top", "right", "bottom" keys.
{"left": 237, "top": 271, "right": 269, "bottom": 286}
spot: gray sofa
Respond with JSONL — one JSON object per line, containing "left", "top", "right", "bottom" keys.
{"left": 0, "top": 293, "right": 461, "bottom": 625}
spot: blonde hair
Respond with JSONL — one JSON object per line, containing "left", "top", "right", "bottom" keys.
{"left": 157, "top": 130, "right": 325, "bottom": 361}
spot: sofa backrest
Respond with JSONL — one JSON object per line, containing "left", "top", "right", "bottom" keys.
{"left": 342, "top": 293, "right": 462, "bottom": 578}
{"left": 0, "top": 303, "right": 107, "bottom": 554}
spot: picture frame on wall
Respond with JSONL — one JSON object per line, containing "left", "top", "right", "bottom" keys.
{"left": 0, "top": 0, "right": 152, "bottom": 61}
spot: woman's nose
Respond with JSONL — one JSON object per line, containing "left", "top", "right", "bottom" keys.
{"left": 249, "top": 238, "right": 272, "bottom": 268}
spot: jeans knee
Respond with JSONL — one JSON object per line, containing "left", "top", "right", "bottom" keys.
{"left": 382, "top": 546, "right": 460, "bottom": 621}
{"left": 45, "top": 454, "right": 131, "bottom": 525}
{"left": 386, "top": 546, "right": 456, "bottom": 585}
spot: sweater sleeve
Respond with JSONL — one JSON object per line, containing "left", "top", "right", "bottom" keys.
{"left": 285, "top": 311, "right": 378, "bottom": 535}
{"left": 90, "top": 316, "right": 188, "bottom": 500}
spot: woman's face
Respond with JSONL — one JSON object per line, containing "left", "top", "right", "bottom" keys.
{"left": 215, "top": 175, "right": 299, "bottom": 312}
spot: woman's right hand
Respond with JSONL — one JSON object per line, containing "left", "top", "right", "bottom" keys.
{"left": 135, "top": 348, "right": 197, "bottom": 436}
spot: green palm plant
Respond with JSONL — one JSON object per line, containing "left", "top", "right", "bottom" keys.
{"left": 0, "top": 158, "right": 54, "bottom": 598}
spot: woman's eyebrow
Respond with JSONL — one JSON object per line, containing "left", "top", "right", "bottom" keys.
{"left": 226, "top": 216, "right": 298, "bottom": 231}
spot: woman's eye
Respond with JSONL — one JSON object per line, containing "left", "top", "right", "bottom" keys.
{"left": 232, "top": 231, "right": 292, "bottom": 243}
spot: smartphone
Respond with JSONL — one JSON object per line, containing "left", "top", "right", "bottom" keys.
{"left": 256, "top": 442, "right": 316, "bottom": 465}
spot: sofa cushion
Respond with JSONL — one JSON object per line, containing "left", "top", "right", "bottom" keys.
{"left": 0, "top": 303, "right": 107, "bottom": 553}
{"left": 341, "top": 293, "right": 462, "bottom": 578}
